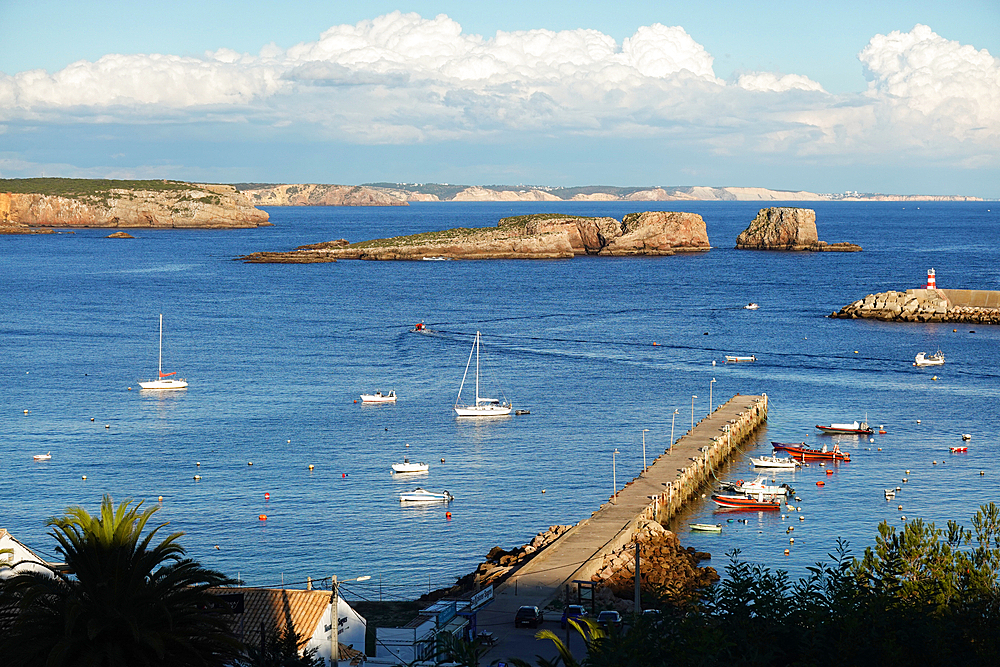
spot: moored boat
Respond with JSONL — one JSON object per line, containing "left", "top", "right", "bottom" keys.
{"left": 725, "top": 355, "right": 757, "bottom": 363}
{"left": 950, "top": 446, "right": 968, "bottom": 453}
{"left": 815, "top": 420, "right": 873, "bottom": 435}
{"left": 711, "top": 494, "right": 782, "bottom": 510}
{"left": 749, "top": 455, "right": 801, "bottom": 470}
{"left": 361, "top": 390, "right": 397, "bottom": 403}
{"left": 33, "top": 452, "right": 51, "bottom": 461}
{"left": 138, "top": 314, "right": 188, "bottom": 390}
{"left": 391, "top": 458, "right": 429, "bottom": 474}
{"left": 913, "top": 350, "right": 945, "bottom": 367}
{"left": 400, "top": 488, "right": 453, "bottom": 503}
{"left": 719, "top": 474, "right": 794, "bottom": 496}
{"left": 454, "top": 331, "right": 512, "bottom": 417}
{"left": 772, "top": 442, "right": 851, "bottom": 461}
{"left": 690, "top": 523, "right": 723, "bottom": 532}
{"left": 744, "top": 303, "right": 759, "bottom": 310}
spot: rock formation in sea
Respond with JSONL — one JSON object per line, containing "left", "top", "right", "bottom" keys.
{"left": 237, "top": 211, "right": 711, "bottom": 262}
{"left": 0, "top": 179, "right": 270, "bottom": 230}
{"left": 735, "top": 207, "right": 861, "bottom": 251}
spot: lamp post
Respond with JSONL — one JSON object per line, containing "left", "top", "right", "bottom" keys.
{"left": 641, "top": 429, "right": 649, "bottom": 474}
{"left": 710, "top": 378, "right": 716, "bottom": 414}
{"left": 612, "top": 448, "right": 619, "bottom": 504}
{"left": 691, "top": 395, "right": 698, "bottom": 430}
{"left": 331, "top": 574, "right": 371, "bottom": 667}
{"left": 670, "top": 409, "right": 679, "bottom": 453}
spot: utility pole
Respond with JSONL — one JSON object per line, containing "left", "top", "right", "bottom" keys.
{"left": 634, "top": 540, "right": 641, "bottom": 615}
{"left": 331, "top": 575, "right": 339, "bottom": 667}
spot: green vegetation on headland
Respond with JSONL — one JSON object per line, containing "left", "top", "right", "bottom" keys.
{"left": 0, "top": 178, "right": 197, "bottom": 197}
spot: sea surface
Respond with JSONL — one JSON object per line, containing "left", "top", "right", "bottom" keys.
{"left": 1, "top": 201, "right": 998, "bottom": 602}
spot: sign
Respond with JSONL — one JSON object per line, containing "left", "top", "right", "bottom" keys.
{"left": 471, "top": 585, "right": 494, "bottom": 610}
{"left": 214, "top": 593, "right": 245, "bottom": 614}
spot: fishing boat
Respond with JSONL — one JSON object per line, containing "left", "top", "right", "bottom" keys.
{"left": 913, "top": 350, "right": 945, "bottom": 367}
{"left": 690, "top": 523, "right": 723, "bottom": 532}
{"left": 33, "top": 452, "right": 51, "bottom": 461}
{"left": 719, "top": 475, "right": 794, "bottom": 496}
{"left": 399, "top": 488, "right": 453, "bottom": 503}
{"left": 725, "top": 355, "right": 757, "bottom": 363}
{"left": 711, "top": 494, "right": 782, "bottom": 510}
{"left": 138, "top": 314, "right": 188, "bottom": 390}
{"left": 950, "top": 446, "right": 968, "bottom": 453}
{"left": 749, "top": 455, "right": 801, "bottom": 470}
{"left": 391, "top": 458, "right": 429, "bottom": 474}
{"left": 454, "top": 331, "right": 512, "bottom": 417}
{"left": 771, "top": 442, "right": 851, "bottom": 461}
{"left": 360, "top": 390, "right": 397, "bottom": 403}
{"left": 815, "top": 420, "right": 873, "bottom": 435}
{"left": 744, "top": 303, "right": 759, "bottom": 310}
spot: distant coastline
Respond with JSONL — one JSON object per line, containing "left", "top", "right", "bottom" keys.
{"left": 235, "top": 182, "right": 985, "bottom": 206}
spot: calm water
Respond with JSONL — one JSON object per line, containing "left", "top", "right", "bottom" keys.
{"left": 1, "top": 201, "right": 998, "bottom": 600}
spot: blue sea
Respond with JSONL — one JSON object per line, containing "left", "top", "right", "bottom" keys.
{"left": 1, "top": 201, "right": 998, "bottom": 601}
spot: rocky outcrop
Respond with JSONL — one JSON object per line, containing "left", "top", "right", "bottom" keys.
{"left": 241, "top": 184, "right": 410, "bottom": 206}
{"left": 736, "top": 207, "right": 861, "bottom": 251}
{"left": 831, "top": 289, "right": 1000, "bottom": 324}
{"left": 0, "top": 183, "right": 269, "bottom": 229}
{"left": 106, "top": 231, "right": 135, "bottom": 238}
{"left": 237, "top": 212, "right": 711, "bottom": 262}
{"left": 589, "top": 520, "right": 718, "bottom": 603}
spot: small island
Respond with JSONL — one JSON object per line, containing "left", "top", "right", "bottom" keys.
{"left": 238, "top": 211, "right": 711, "bottom": 262}
{"left": 736, "top": 207, "right": 861, "bottom": 251}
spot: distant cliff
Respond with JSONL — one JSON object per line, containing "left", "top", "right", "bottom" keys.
{"left": 238, "top": 211, "right": 711, "bottom": 262}
{"left": 0, "top": 179, "right": 270, "bottom": 230}
{"left": 234, "top": 182, "right": 984, "bottom": 205}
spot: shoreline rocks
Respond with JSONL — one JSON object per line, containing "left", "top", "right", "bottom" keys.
{"left": 238, "top": 211, "right": 711, "bottom": 262}
{"left": 831, "top": 289, "right": 1000, "bottom": 324}
{"left": 736, "top": 207, "right": 861, "bottom": 252}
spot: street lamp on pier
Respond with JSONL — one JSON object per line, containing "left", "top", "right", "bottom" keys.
{"left": 641, "top": 429, "right": 650, "bottom": 474}
{"left": 691, "top": 395, "right": 698, "bottom": 431}
{"left": 670, "top": 409, "right": 679, "bottom": 453}
{"left": 710, "top": 378, "right": 716, "bottom": 414}
{"left": 612, "top": 448, "right": 620, "bottom": 504}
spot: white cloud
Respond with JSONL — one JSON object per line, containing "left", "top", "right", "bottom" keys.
{"left": 737, "top": 72, "right": 825, "bottom": 93}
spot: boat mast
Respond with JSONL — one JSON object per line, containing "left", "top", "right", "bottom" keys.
{"left": 456, "top": 333, "right": 476, "bottom": 407}
{"left": 158, "top": 313, "right": 163, "bottom": 377}
{"left": 475, "top": 331, "right": 481, "bottom": 405}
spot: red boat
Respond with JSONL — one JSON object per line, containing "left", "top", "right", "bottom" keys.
{"left": 771, "top": 442, "right": 851, "bottom": 461}
{"left": 950, "top": 446, "right": 968, "bottom": 453}
{"left": 711, "top": 494, "right": 783, "bottom": 510}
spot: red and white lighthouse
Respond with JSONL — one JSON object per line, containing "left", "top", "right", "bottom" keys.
{"left": 926, "top": 268, "right": 936, "bottom": 289}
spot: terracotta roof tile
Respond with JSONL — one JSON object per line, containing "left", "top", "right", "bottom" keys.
{"left": 209, "top": 587, "right": 331, "bottom": 647}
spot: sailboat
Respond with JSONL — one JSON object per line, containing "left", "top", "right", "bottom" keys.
{"left": 454, "top": 331, "right": 511, "bottom": 417}
{"left": 138, "top": 314, "right": 188, "bottom": 390}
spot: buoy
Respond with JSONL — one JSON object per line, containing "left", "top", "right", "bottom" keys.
{"left": 901, "top": 516, "right": 906, "bottom": 520}
{"left": 870, "top": 438, "right": 874, "bottom": 443}
{"left": 799, "top": 515, "right": 804, "bottom": 521}
{"left": 259, "top": 514, "right": 267, "bottom": 521}
{"left": 877, "top": 447, "right": 882, "bottom": 451}
{"left": 23, "top": 409, "right": 28, "bottom": 414}
{"left": 342, "top": 473, "right": 346, "bottom": 478}
{"left": 932, "top": 376, "right": 937, "bottom": 381}
{"left": 441, "top": 458, "right": 445, "bottom": 463}
{"left": 105, "top": 424, "right": 110, "bottom": 429}
{"left": 405, "top": 443, "right": 410, "bottom": 448}
{"left": 82, "top": 475, "right": 87, "bottom": 480}
{"left": 308, "top": 464, "right": 314, "bottom": 470}
{"left": 128, "top": 387, "right": 132, "bottom": 390}
{"left": 879, "top": 427, "right": 886, "bottom": 434}
{"left": 541, "top": 489, "right": 546, "bottom": 493}
{"left": 248, "top": 461, "right": 253, "bottom": 466}
{"left": 158, "top": 496, "right": 163, "bottom": 502}
{"left": 898, "top": 505, "right": 903, "bottom": 510}
{"left": 784, "top": 549, "right": 790, "bottom": 555}
{"left": 287, "top": 440, "right": 290, "bottom": 443}
{"left": 712, "top": 360, "right": 716, "bottom": 366}
{"left": 91, "top": 418, "right": 95, "bottom": 421}
{"left": 917, "top": 420, "right": 921, "bottom": 424}
{"left": 446, "top": 512, "right": 452, "bottom": 519}
{"left": 214, "top": 545, "right": 220, "bottom": 549}
{"left": 854, "top": 350, "right": 859, "bottom": 354}
{"left": 652, "top": 342, "right": 658, "bottom": 346}
{"left": 354, "top": 400, "right": 357, "bottom": 403}
{"left": 954, "top": 329, "right": 958, "bottom": 332}
{"left": 196, "top": 462, "right": 201, "bottom": 466}
{"left": 789, "top": 538, "right": 794, "bottom": 543}
{"left": 933, "top": 461, "right": 937, "bottom": 465}
{"left": 826, "top": 469, "right": 833, "bottom": 475}
{"left": 264, "top": 492, "right": 270, "bottom": 500}
{"left": 816, "top": 481, "right": 825, "bottom": 486}
{"left": 980, "top": 471, "right": 985, "bottom": 476}
{"left": 194, "top": 475, "right": 201, "bottom": 480}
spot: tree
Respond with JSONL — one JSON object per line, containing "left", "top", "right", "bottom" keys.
{"left": 234, "top": 628, "right": 323, "bottom": 667}
{"left": 0, "top": 495, "right": 243, "bottom": 667}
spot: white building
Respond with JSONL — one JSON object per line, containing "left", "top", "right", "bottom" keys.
{"left": 0, "top": 529, "right": 63, "bottom": 578}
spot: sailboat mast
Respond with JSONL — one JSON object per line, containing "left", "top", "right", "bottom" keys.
{"left": 158, "top": 313, "right": 163, "bottom": 377}
{"left": 475, "top": 331, "right": 480, "bottom": 404}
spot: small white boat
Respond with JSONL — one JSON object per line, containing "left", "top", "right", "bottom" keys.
{"left": 400, "top": 488, "right": 453, "bottom": 503}
{"left": 138, "top": 314, "right": 188, "bottom": 390}
{"left": 749, "top": 455, "right": 800, "bottom": 469}
{"left": 360, "top": 390, "right": 397, "bottom": 403}
{"left": 690, "top": 523, "right": 722, "bottom": 533}
{"left": 454, "top": 331, "right": 512, "bottom": 417}
{"left": 744, "top": 303, "right": 759, "bottom": 310}
{"left": 421, "top": 256, "right": 449, "bottom": 261}
{"left": 884, "top": 489, "right": 896, "bottom": 499}
{"left": 33, "top": 452, "right": 51, "bottom": 461}
{"left": 913, "top": 350, "right": 944, "bottom": 367}
{"left": 725, "top": 355, "right": 757, "bottom": 363}
{"left": 391, "top": 458, "right": 429, "bottom": 474}
{"left": 721, "top": 474, "right": 795, "bottom": 496}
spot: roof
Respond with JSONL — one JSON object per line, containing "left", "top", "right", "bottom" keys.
{"left": 208, "top": 587, "right": 331, "bottom": 648}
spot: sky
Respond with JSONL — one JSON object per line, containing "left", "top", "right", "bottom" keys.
{"left": 1, "top": 1, "right": 999, "bottom": 196}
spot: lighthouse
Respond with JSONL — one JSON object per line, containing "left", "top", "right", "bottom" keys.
{"left": 926, "top": 268, "right": 936, "bottom": 289}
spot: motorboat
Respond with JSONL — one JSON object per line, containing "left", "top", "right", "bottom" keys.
{"left": 772, "top": 442, "right": 851, "bottom": 461}
{"left": 690, "top": 523, "right": 723, "bottom": 532}
{"left": 138, "top": 314, "right": 188, "bottom": 390}
{"left": 913, "top": 350, "right": 945, "bottom": 367}
{"left": 391, "top": 458, "right": 429, "bottom": 474}
{"left": 744, "top": 303, "right": 759, "bottom": 310}
{"left": 711, "top": 494, "right": 782, "bottom": 510}
{"left": 884, "top": 489, "right": 896, "bottom": 499}
{"left": 360, "top": 390, "right": 397, "bottom": 403}
{"left": 399, "top": 488, "right": 454, "bottom": 503}
{"left": 454, "top": 331, "right": 512, "bottom": 417}
{"left": 725, "top": 355, "right": 757, "bottom": 363}
{"left": 950, "top": 446, "right": 968, "bottom": 453}
{"left": 720, "top": 475, "right": 794, "bottom": 496}
{"left": 815, "top": 420, "right": 873, "bottom": 435}
{"left": 33, "top": 452, "right": 51, "bottom": 461}
{"left": 749, "top": 455, "right": 801, "bottom": 470}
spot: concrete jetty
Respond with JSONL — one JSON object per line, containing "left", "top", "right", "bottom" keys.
{"left": 478, "top": 394, "right": 768, "bottom": 661}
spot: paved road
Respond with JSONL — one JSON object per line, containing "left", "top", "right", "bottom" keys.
{"left": 476, "top": 395, "right": 766, "bottom": 665}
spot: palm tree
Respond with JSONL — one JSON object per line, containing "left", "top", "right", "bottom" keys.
{"left": 0, "top": 495, "right": 242, "bottom": 666}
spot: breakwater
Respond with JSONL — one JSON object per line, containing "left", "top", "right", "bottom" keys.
{"left": 831, "top": 288, "right": 1000, "bottom": 325}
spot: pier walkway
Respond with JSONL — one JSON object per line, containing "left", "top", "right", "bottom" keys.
{"left": 478, "top": 394, "right": 768, "bottom": 663}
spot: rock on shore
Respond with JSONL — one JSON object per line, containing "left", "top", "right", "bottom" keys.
{"left": 0, "top": 181, "right": 270, "bottom": 229}
{"left": 736, "top": 207, "right": 861, "bottom": 251}
{"left": 237, "top": 211, "right": 711, "bottom": 262}
{"left": 831, "top": 289, "right": 1000, "bottom": 324}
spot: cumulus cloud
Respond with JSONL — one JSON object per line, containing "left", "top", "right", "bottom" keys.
{"left": 737, "top": 72, "right": 825, "bottom": 93}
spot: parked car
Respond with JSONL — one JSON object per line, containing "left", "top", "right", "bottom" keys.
{"left": 514, "top": 605, "right": 544, "bottom": 628}
{"left": 597, "top": 610, "right": 623, "bottom": 629}
{"left": 560, "top": 604, "right": 588, "bottom": 629}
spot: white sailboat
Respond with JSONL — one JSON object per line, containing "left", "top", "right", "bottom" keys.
{"left": 454, "top": 331, "right": 511, "bottom": 417}
{"left": 138, "top": 314, "right": 188, "bottom": 390}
